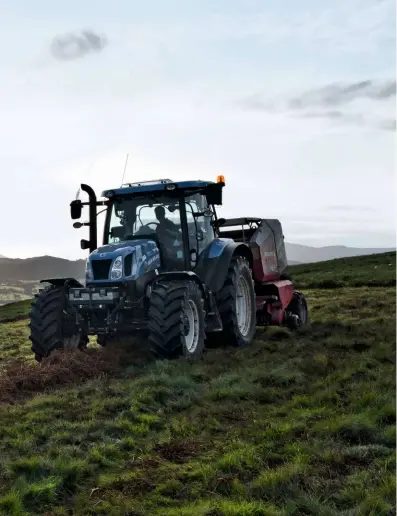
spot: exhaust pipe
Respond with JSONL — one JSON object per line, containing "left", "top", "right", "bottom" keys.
{"left": 81, "top": 184, "right": 98, "bottom": 253}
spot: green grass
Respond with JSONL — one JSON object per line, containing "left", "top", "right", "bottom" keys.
{"left": 0, "top": 253, "right": 395, "bottom": 515}
{"left": 0, "top": 300, "right": 31, "bottom": 324}
{"left": 290, "top": 251, "right": 396, "bottom": 289}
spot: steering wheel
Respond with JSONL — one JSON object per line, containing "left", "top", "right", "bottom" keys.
{"left": 140, "top": 222, "right": 159, "bottom": 231}
{"left": 133, "top": 222, "right": 159, "bottom": 238}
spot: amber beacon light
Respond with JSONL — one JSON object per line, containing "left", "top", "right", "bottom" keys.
{"left": 217, "top": 175, "right": 225, "bottom": 184}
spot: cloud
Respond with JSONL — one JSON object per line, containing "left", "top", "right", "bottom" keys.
{"left": 236, "top": 78, "right": 396, "bottom": 132}
{"left": 288, "top": 80, "right": 396, "bottom": 109}
{"left": 297, "top": 109, "right": 396, "bottom": 132}
{"left": 49, "top": 30, "right": 108, "bottom": 61}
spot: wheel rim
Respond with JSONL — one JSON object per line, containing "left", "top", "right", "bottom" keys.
{"left": 183, "top": 299, "right": 200, "bottom": 353}
{"left": 236, "top": 275, "right": 252, "bottom": 337}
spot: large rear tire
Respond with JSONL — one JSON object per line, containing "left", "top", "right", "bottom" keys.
{"left": 212, "top": 255, "right": 256, "bottom": 347}
{"left": 148, "top": 279, "right": 205, "bottom": 359}
{"left": 29, "top": 285, "right": 86, "bottom": 362}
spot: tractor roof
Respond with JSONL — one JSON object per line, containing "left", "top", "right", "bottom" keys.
{"left": 102, "top": 179, "right": 215, "bottom": 198}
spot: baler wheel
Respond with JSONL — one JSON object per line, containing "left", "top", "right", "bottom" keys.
{"left": 286, "top": 291, "right": 308, "bottom": 329}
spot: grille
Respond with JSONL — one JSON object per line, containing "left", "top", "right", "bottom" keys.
{"left": 124, "top": 254, "right": 132, "bottom": 276}
{"left": 91, "top": 259, "right": 112, "bottom": 280}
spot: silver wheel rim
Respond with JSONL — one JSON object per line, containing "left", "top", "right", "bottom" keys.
{"left": 236, "top": 275, "right": 252, "bottom": 337}
{"left": 184, "top": 299, "right": 200, "bottom": 353}
{"left": 63, "top": 334, "right": 81, "bottom": 349}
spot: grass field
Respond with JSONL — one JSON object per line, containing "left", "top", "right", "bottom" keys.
{"left": 0, "top": 253, "right": 395, "bottom": 515}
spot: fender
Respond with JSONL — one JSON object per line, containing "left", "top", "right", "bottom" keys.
{"left": 154, "top": 271, "right": 205, "bottom": 296}
{"left": 40, "top": 278, "right": 85, "bottom": 288}
{"left": 153, "top": 270, "right": 223, "bottom": 332}
{"left": 194, "top": 239, "right": 253, "bottom": 293}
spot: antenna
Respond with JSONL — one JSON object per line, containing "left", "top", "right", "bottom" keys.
{"left": 120, "top": 153, "right": 129, "bottom": 186}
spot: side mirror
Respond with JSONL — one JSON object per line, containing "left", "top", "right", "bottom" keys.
{"left": 80, "top": 239, "right": 91, "bottom": 250}
{"left": 70, "top": 200, "right": 82, "bottom": 220}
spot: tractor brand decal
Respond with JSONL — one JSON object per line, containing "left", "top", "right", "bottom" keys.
{"left": 261, "top": 249, "right": 277, "bottom": 272}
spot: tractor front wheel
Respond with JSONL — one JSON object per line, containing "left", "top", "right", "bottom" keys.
{"left": 29, "top": 285, "right": 86, "bottom": 362}
{"left": 148, "top": 279, "right": 205, "bottom": 359}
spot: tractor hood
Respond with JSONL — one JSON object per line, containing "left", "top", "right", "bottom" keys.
{"left": 86, "top": 238, "right": 161, "bottom": 282}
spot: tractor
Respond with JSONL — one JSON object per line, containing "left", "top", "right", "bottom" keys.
{"left": 28, "top": 176, "right": 308, "bottom": 362}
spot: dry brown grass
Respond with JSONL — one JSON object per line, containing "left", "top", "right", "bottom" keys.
{"left": 0, "top": 349, "right": 116, "bottom": 404}
{"left": 0, "top": 338, "right": 152, "bottom": 404}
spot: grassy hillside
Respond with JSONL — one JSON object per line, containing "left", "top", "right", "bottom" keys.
{"left": 0, "top": 300, "right": 31, "bottom": 324}
{"left": 0, "top": 254, "right": 395, "bottom": 515}
{"left": 290, "top": 251, "right": 396, "bottom": 289}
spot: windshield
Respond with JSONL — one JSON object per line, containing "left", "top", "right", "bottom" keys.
{"left": 107, "top": 196, "right": 181, "bottom": 243}
{"left": 106, "top": 193, "right": 215, "bottom": 268}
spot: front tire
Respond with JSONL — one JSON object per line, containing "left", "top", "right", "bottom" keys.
{"left": 148, "top": 280, "right": 205, "bottom": 359}
{"left": 213, "top": 255, "right": 257, "bottom": 347}
{"left": 29, "top": 285, "right": 86, "bottom": 362}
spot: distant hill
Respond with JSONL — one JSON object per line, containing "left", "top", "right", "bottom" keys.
{"left": 285, "top": 243, "right": 394, "bottom": 264}
{"left": 0, "top": 243, "right": 394, "bottom": 281}
{"left": 0, "top": 256, "right": 85, "bottom": 282}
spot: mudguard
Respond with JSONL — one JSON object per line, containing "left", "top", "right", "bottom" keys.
{"left": 40, "top": 278, "right": 84, "bottom": 288}
{"left": 194, "top": 238, "right": 253, "bottom": 293}
{"left": 155, "top": 270, "right": 206, "bottom": 295}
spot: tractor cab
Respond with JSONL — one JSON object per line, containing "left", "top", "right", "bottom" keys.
{"left": 70, "top": 177, "right": 225, "bottom": 274}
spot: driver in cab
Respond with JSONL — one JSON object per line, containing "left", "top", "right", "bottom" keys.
{"left": 154, "top": 205, "right": 180, "bottom": 247}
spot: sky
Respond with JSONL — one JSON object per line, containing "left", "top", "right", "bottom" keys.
{"left": 0, "top": 0, "right": 395, "bottom": 260}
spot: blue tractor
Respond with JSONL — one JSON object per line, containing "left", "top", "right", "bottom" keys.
{"left": 28, "top": 177, "right": 307, "bottom": 361}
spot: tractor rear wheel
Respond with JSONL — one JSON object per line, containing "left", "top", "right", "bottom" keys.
{"left": 213, "top": 255, "right": 256, "bottom": 347}
{"left": 29, "top": 285, "right": 86, "bottom": 362}
{"left": 148, "top": 279, "right": 205, "bottom": 359}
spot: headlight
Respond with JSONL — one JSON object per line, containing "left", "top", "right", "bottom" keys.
{"left": 110, "top": 255, "right": 123, "bottom": 280}
{"left": 86, "top": 260, "right": 93, "bottom": 281}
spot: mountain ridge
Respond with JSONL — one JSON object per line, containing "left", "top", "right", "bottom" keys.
{"left": 0, "top": 243, "right": 394, "bottom": 281}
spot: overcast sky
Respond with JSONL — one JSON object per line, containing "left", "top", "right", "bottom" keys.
{"left": 0, "top": 0, "right": 395, "bottom": 260}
